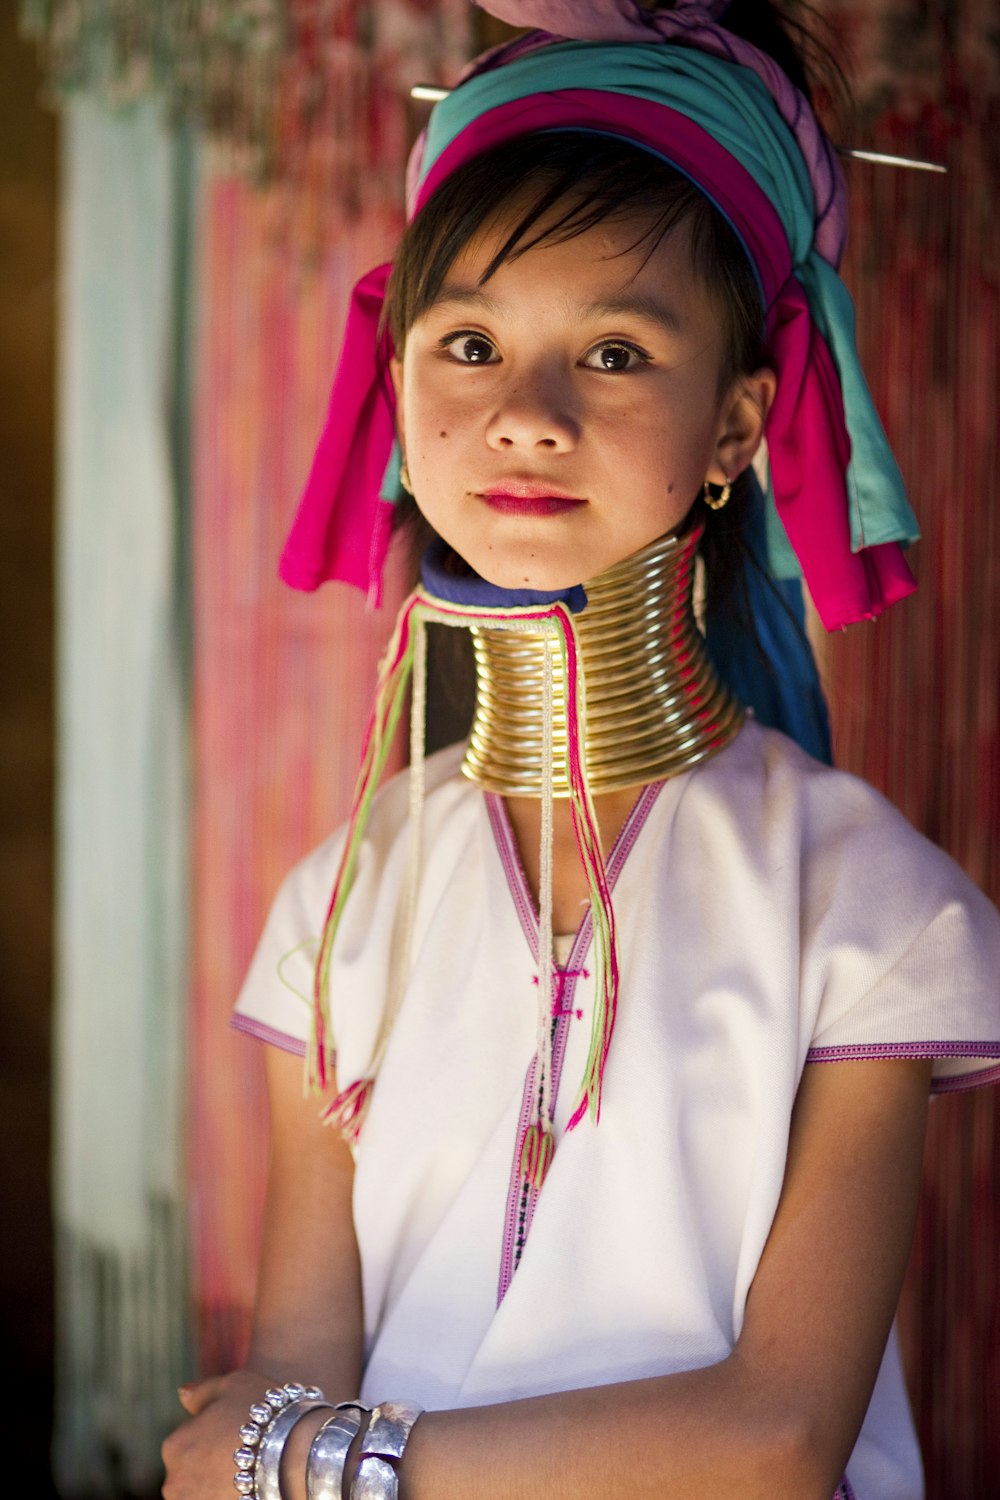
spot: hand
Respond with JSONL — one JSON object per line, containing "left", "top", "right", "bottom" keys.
{"left": 162, "top": 1369, "right": 274, "bottom": 1500}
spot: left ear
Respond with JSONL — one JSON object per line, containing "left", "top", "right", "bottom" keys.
{"left": 707, "top": 367, "right": 776, "bottom": 486}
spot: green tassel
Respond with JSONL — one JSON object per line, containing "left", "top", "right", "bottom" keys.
{"left": 521, "top": 1120, "right": 555, "bottom": 1189}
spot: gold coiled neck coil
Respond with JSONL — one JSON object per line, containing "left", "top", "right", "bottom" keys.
{"left": 460, "top": 523, "right": 744, "bottom": 797}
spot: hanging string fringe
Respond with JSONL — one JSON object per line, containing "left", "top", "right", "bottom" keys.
{"left": 309, "top": 594, "right": 420, "bottom": 1096}
{"left": 309, "top": 590, "right": 620, "bottom": 1149}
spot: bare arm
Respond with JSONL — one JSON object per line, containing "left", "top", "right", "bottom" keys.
{"left": 162, "top": 1044, "right": 362, "bottom": 1498}
{"left": 331, "top": 1056, "right": 929, "bottom": 1500}
{"left": 248, "top": 1045, "right": 363, "bottom": 1389}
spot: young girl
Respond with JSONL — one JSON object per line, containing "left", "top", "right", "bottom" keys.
{"left": 164, "top": 3, "right": 1000, "bottom": 1497}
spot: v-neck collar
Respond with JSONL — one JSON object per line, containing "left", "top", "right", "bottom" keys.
{"left": 484, "top": 782, "right": 665, "bottom": 974}
{"left": 486, "top": 780, "right": 664, "bottom": 1302}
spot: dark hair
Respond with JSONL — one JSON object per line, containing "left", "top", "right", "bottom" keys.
{"left": 385, "top": 134, "right": 765, "bottom": 397}
{"left": 385, "top": 1, "right": 843, "bottom": 661}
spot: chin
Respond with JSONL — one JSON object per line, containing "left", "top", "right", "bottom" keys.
{"left": 472, "top": 557, "right": 585, "bottom": 593}
{"left": 431, "top": 535, "right": 561, "bottom": 588}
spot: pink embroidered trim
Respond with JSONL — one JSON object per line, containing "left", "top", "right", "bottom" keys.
{"left": 806, "top": 1042, "right": 1000, "bottom": 1096}
{"left": 833, "top": 1479, "right": 857, "bottom": 1499}
{"left": 932, "top": 1061, "right": 1000, "bottom": 1095}
{"left": 498, "top": 1053, "right": 545, "bottom": 1298}
{"left": 486, "top": 793, "right": 538, "bottom": 955}
{"left": 493, "top": 781, "right": 664, "bottom": 1303}
{"left": 485, "top": 780, "right": 662, "bottom": 964}
{"left": 230, "top": 1013, "right": 309, "bottom": 1058}
{"left": 513, "top": 955, "right": 585, "bottom": 1276}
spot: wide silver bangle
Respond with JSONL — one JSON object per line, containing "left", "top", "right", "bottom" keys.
{"left": 232, "top": 1382, "right": 332, "bottom": 1500}
{"left": 350, "top": 1401, "right": 424, "bottom": 1500}
{"left": 307, "top": 1401, "right": 371, "bottom": 1500}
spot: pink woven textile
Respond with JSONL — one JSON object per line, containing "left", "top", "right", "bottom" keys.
{"left": 190, "top": 181, "right": 410, "bottom": 1370}
{"left": 189, "top": 1, "right": 471, "bottom": 1374}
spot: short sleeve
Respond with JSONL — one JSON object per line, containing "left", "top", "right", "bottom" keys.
{"left": 805, "top": 807, "right": 1000, "bottom": 1093}
{"left": 232, "top": 830, "right": 346, "bottom": 1056}
{"left": 231, "top": 742, "right": 469, "bottom": 1061}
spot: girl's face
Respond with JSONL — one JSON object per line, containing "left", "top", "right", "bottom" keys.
{"left": 393, "top": 209, "right": 774, "bottom": 590}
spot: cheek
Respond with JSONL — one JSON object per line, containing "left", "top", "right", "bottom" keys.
{"left": 406, "top": 383, "right": 477, "bottom": 467}
{"left": 593, "top": 403, "right": 683, "bottom": 476}
{"left": 591, "top": 401, "right": 716, "bottom": 518}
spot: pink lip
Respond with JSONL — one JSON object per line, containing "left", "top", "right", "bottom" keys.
{"left": 480, "top": 485, "right": 585, "bottom": 516}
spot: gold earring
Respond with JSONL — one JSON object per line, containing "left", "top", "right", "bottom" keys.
{"left": 399, "top": 457, "right": 414, "bottom": 496}
{"left": 702, "top": 475, "right": 732, "bottom": 511}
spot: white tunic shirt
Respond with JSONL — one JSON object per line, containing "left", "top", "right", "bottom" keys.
{"left": 234, "top": 721, "right": 1000, "bottom": 1499}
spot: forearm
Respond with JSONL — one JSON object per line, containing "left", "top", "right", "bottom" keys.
{"left": 164, "top": 1121, "right": 363, "bottom": 1500}
{"left": 399, "top": 1357, "right": 819, "bottom": 1500}
{"left": 246, "top": 1191, "right": 363, "bottom": 1398}
{"left": 279, "top": 1353, "right": 822, "bottom": 1500}
{"left": 248, "top": 1045, "right": 365, "bottom": 1393}
{"left": 247, "top": 1217, "right": 362, "bottom": 1395}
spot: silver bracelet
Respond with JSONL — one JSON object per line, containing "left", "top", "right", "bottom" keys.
{"left": 350, "top": 1401, "right": 424, "bottom": 1500}
{"left": 233, "top": 1382, "right": 332, "bottom": 1500}
{"left": 307, "top": 1402, "right": 372, "bottom": 1500}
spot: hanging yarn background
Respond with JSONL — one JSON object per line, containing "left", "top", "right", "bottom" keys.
{"left": 185, "top": 0, "right": 471, "bottom": 1377}
{"left": 19, "top": 0, "right": 471, "bottom": 1490}
{"left": 21, "top": 0, "right": 449, "bottom": 210}
{"left": 820, "top": 3, "right": 1000, "bottom": 1494}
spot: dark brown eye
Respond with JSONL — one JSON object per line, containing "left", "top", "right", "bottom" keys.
{"left": 445, "top": 334, "right": 497, "bottom": 364}
{"left": 584, "top": 342, "right": 645, "bottom": 372}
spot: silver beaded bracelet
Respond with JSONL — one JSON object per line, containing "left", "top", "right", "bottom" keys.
{"left": 233, "top": 1381, "right": 333, "bottom": 1500}
{"left": 350, "top": 1401, "right": 424, "bottom": 1500}
{"left": 307, "top": 1401, "right": 371, "bottom": 1500}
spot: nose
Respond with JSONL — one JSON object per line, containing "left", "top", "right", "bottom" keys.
{"left": 485, "top": 365, "right": 580, "bottom": 452}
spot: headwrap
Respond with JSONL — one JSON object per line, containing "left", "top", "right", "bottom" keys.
{"left": 279, "top": 0, "right": 919, "bottom": 636}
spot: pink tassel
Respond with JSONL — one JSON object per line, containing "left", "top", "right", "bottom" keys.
{"left": 320, "top": 1076, "right": 374, "bottom": 1144}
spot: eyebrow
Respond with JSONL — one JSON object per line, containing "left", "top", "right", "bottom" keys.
{"left": 429, "top": 284, "right": 685, "bottom": 336}
{"left": 584, "top": 292, "right": 684, "bottom": 335}
{"left": 429, "top": 285, "right": 506, "bottom": 316}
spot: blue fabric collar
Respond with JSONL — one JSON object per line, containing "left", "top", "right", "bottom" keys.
{"left": 420, "top": 533, "right": 588, "bottom": 612}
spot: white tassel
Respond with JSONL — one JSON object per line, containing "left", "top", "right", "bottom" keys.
{"left": 371, "top": 611, "right": 428, "bottom": 1075}
{"left": 536, "top": 628, "right": 556, "bottom": 1137}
